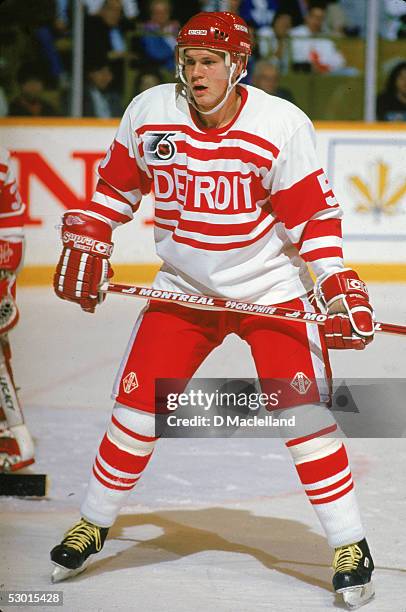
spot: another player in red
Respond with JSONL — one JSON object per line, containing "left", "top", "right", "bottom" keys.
{"left": 0, "top": 146, "right": 35, "bottom": 472}
{"left": 51, "top": 12, "right": 375, "bottom": 608}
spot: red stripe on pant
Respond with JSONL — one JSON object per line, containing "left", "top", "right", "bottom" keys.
{"left": 99, "top": 433, "right": 153, "bottom": 473}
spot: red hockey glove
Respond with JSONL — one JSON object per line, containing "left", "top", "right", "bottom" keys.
{"left": 54, "top": 211, "right": 114, "bottom": 313}
{"left": 0, "top": 237, "right": 24, "bottom": 333}
{"left": 315, "top": 269, "right": 375, "bottom": 350}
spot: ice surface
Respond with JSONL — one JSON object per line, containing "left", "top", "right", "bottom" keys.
{"left": 0, "top": 285, "right": 405, "bottom": 611}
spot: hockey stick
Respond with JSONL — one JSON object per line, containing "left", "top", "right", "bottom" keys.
{"left": 103, "top": 283, "right": 406, "bottom": 337}
{"left": 0, "top": 473, "right": 48, "bottom": 497}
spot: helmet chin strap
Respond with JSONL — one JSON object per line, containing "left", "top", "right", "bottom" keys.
{"left": 179, "top": 62, "right": 247, "bottom": 116}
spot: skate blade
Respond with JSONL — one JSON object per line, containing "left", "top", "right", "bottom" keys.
{"left": 51, "top": 559, "right": 89, "bottom": 583}
{"left": 337, "top": 581, "right": 375, "bottom": 610}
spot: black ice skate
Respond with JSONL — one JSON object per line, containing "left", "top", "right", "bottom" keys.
{"left": 333, "top": 538, "right": 375, "bottom": 609}
{"left": 50, "top": 518, "right": 109, "bottom": 583}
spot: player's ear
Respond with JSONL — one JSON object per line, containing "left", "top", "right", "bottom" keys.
{"left": 233, "top": 57, "right": 244, "bottom": 82}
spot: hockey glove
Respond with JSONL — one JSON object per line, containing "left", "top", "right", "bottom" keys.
{"left": 54, "top": 211, "right": 113, "bottom": 313}
{"left": 315, "top": 269, "right": 375, "bottom": 350}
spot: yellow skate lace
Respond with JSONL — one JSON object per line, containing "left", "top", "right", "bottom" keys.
{"left": 62, "top": 520, "right": 102, "bottom": 553}
{"left": 333, "top": 543, "right": 363, "bottom": 573}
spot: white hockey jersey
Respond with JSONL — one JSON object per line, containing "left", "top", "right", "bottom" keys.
{"left": 88, "top": 83, "right": 344, "bottom": 304}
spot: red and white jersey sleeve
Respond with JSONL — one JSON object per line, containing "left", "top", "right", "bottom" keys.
{"left": 0, "top": 147, "right": 25, "bottom": 236}
{"left": 266, "top": 119, "right": 344, "bottom": 280}
{"left": 84, "top": 84, "right": 345, "bottom": 304}
{"left": 86, "top": 104, "right": 152, "bottom": 229}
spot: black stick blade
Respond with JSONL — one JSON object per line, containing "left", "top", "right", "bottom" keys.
{"left": 0, "top": 473, "right": 48, "bottom": 497}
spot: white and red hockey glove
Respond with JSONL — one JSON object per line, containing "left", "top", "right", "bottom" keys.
{"left": 0, "top": 236, "right": 24, "bottom": 334}
{"left": 54, "top": 211, "right": 114, "bottom": 313}
{"left": 315, "top": 269, "right": 375, "bottom": 350}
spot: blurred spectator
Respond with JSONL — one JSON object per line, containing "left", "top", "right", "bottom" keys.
{"left": 290, "top": 3, "right": 346, "bottom": 73}
{"left": 134, "top": 68, "right": 163, "bottom": 95}
{"left": 283, "top": 0, "right": 311, "bottom": 27}
{"left": 83, "top": 0, "right": 139, "bottom": 19}
{"left": 54, "top": 0, "right": 70, "bottom": 33}
{"left": 83, "top": 60, "right": 124, "bottom": 117}
{"left": 324, "top": 0, "right": 347, "bottom": 36}
{"left": 257, "top": 11, "right": 292, "bottom": 74}
{"left": 377, "top": 61, "right": 406, "bottom": 121}
{"left": 139, "top": 0, "right": 179, "bottom": 74}
{"left": 339, "top": 0, "right": 367, "bottom": 37}
{"left": 33, "top": 0, "right": 68, "bottom": 88}
{"left": 252, "top": 60, "right": 295, "bottom": 103}
{"left": 8, "top": 65, "right": 58, "bottom": 116}
{"left": 84, "top": 0, "right": 131, "bottom": 89}
{"left": 380, "top": 0, "right": 406, "bottom": 40}
{"left": 239, "top": 0, "right": 278, "bottom": 29}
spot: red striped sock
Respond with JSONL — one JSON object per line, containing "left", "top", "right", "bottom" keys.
{"left": 80, "top": 407, "right": 158, "bottom": 527}
{"left": 289, "top": 440, "right": 365, "bottom": 547}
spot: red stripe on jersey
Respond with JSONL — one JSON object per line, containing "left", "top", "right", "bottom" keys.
{"left": 301, "top": 246, "right": 343, "bottom": 262}
{"left": 176, "top": 141, "right": 273, "bottom": 170}
{"left": 98, "top": 139, "right": 151, "bottom": 193}
{"left": 286, "top": 424, "right": 338, "bottom": 447}
{"left": 96, "top": 179, "right": 135, "bottom": 206}
{"left": 177, "top": 210, "right": 272, "bottom": 237}
{"left": 99, "top": 433, "right": 152, "bottom": 473}
{"left": 95, "top": 456, "right": 139, "bottom": 485}
{"left": 93, "top": 466, "right": 135, "bottom": 491}
{"left": 310, "top": 482, "right": 354, "bottom": 505}
{"left": 155, "top": 208, "right": 180, "bottom": 221}
{"left": 111, "top": 414, "right": 158, "bottom": 442}
{"left": 301, "top": 218, "right": 342, "bottom": 241}
{"left": 226, "top": 130, "right": 279, "bottom": 157}
{"left": 155, "top": 220, "right": 176, "bottom": 232}
{"left": 296, "top": 218, "right": 342, "bottom": 250}
{"left": 88, "top": 201, "right": 133, "bottom": 224}
{"left": 171, "top": 218, "right": 276, "bottom": 251}
{"left": 296, "top": 443, "right": 348, "bottom": 485}
{"left": 271, "top": 169, "right": 340, "bottom": 229}
{"left": 137, "top": 124, "right": 279, "bottom": 157}
{"left": 306, "top": 471, "right": 352, "bottom": 497}
{"left": 0, "top": 162, "right": 7, "bottom": 173}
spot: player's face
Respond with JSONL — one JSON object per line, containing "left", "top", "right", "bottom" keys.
{"left": 184, "top": 49, "right": 230, "bottom": 111}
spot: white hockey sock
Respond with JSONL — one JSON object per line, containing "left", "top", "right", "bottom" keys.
{"left": 280, "top": 404, "right": 365, "bottom": 548}
{"left": 287, "top": 436, "right": 365, "bottom": 547}
{"left": 80, "top": 404, "right": 158, "bottom": 527}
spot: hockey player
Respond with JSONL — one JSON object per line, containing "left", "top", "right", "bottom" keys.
{"left": 0, "top": 146, "right": 35, "bottom": 472}
{"left": 51, "top": 12, "right": 375, "bottom": 609}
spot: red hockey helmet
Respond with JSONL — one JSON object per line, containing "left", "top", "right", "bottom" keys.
{"left": 176, "top": 11, "right": 252, "bottom": 67}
